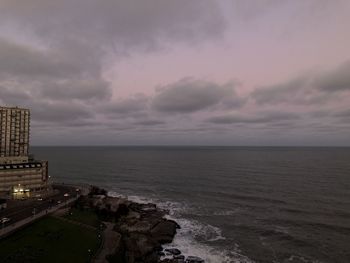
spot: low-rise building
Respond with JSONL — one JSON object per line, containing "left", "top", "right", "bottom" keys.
{"left": 0, "top": 161, "right": 48, "bottom": 196}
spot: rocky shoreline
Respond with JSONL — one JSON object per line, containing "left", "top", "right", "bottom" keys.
{"left": 76, "top": 186, "right": 205, "bottom": 263}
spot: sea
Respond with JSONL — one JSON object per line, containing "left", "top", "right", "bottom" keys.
{"left": 31, "top": 146, "right": 350, "bottom": 263}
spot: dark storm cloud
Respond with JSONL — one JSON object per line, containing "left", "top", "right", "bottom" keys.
{"left": 207, "top": 111, "right": 300, "bottom": 124}
{"left": 134, "top": 120, "right": 165, "bottom": 126}
{"left": 0, "top": 0, "right": 225, "bottom": 52}
{"left": 0, "top": 0, "right": 226, "bottom": 139}
{"left": 0, "top": 0, "right": 225, "bottom": 79}
{"left": 0, "top": 37, "right": 109, "bottom": 102}
{"left": 152, "top": 78, "right": 245, "bottom": 113}
{"left": 251, "top": 77, "right": 307, "bottom": 105}
{"left": 0, "top": 83, "right": 94, "bottom": 124}
{"left": 0, "top": 85, "right": 31, "bottom": 105}
{"left": 38, "top": 79, "right": 112, "bottom": 101}
{"left": 0, "top": 38, "right": 83, "bottom": 78}
{"left": 314, "top": 60, "right": 350, "bottom": 92}
{"left": 334, "top": 109, "right": 350, "bottom": 118}
{"left": 101, "top": 95, "right": 149, "bottom": 115}
{"left": 251, "top": 60, "right": 350, "bottom": 106}
{"left": 332, "top": 109, "right": 350, "bottom": 123}
{"left": 31, "top": 101, "right": 94, "bottom": 123}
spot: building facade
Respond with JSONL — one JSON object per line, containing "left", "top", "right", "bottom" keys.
{"left": 0, "top": 107, "right": 30, "bottom": 164}
{"left": 0, "top": 106, "right": 48, "bottom": 197}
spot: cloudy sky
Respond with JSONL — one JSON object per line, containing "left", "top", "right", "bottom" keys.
{"left": 0, "top": 0, "right": 350, "bottom": 146}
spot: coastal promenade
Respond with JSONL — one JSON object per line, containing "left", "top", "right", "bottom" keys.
{"left": 93, "top": 222, "right": 121, "bottom": 263}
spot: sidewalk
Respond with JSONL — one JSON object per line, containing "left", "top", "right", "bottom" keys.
{"left": 93, "top": 222, "right": 121, "bottom": 263}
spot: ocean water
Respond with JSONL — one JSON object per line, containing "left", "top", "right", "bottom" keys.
{"left": 31, "top": 146, "right": 350, "bottom": 263}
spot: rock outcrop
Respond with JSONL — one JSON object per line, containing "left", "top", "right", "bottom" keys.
{"left": 76, "top": 187, "right": 204, "bottom": 263}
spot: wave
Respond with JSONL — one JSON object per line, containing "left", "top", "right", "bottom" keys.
{"left": 164, "top": 215, "right": 226, "bottom": 242}
{"left": 261, "top": 217, "right": 350, "bottom": 234}
{"left": 162, "top": 215, "right": 253, "bottom": 263}
{"left": 287, "top": 255, "right": 324, "bottom": 263}
{"left": 213, "top": 209, "right": 242, "bottom": 216}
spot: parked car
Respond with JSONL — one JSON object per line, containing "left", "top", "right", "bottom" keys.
{"left": 1, "top": 217, "right": 11, "bottom": 224}
{"left": 0, "top": 199, "right": 7, "bottom": 210}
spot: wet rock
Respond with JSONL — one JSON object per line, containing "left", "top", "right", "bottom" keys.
{"left": 151, "top": 219, "right": 180, "bottom": 244}
{"left": 129, "top": 202, "right": 157, "bottom": 213}
{"left": 165, "top": 248, "right": 181, "bottom": 255}
{"left": 160, "top": 257, "right": 185, "bottom": 263}
{"left": 123, "top": 233, "right": 160, "bottom": 261}
{"left": 160, "top": 259, "right": 176, "bottom": 263}
{"left": 186, "top": 256, "right": 204, "bottom": 263}
{"left": 81, "top": 186, "right": 182, "bottom": 263}
{"left": 127, "top": 220, "right": 154, "bottom": 233}
{"left": 174, "top": 254, "right": 185, "bottom": 260}
{"left": 126, "top": 210, "right": 141, "bottom": 220}
{"left": 88, "top": 185, "right": 107, "bottom": 196}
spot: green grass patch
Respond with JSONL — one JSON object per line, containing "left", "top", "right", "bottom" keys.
{"left": 0, "top": 217, "right": 101, "bottom": 263}
{"left": 64, "top": 208, "right": 100, "bottom": 228}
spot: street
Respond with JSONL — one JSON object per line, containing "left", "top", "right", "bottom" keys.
{"left": 0, "top": 185, "right": 79, "bottom": 228}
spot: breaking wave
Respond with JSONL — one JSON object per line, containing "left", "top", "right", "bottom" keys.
{"left": 108, "top": 191, "right": 253, "bottom": 263}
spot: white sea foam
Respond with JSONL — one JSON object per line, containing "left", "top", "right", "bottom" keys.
{"left": 169, "top": 216, "right": 226, "bottom": 242}
{"left": 108, "top": 190, "right": 254, "bottom": 263}
{"left": 213, "top": 209, "right": 241, "bottom": 216}
{"left": 124, "top": 194, "right": 154, "bottom": 204}
{"left": 162, "top": 214, "right": 254, "bottom": 263}
{"left": 288, "top": 255, "right": 323, "bottom": 263}
{"left": 107, "top": 191, "right": 123, "bottom": 198}
{"left": 274, "top": 225, "right": 289, "bottom": 234}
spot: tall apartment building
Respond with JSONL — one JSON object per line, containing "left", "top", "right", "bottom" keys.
{"left": 0, "top": 106, "right": 49, "bottom": 197}
{"left": 0, "top": 106, "right": 30, "bottom": 164}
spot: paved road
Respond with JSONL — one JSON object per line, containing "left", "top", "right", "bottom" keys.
{"left": 0, "top": 196, "right": 79, "bottom": 238}
{"left": 0, "top": 185, "right": 79, "bottom": 229}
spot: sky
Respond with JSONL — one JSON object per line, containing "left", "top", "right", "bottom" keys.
{"left": 0, "top": 0, "right": 350, "bottom": 146}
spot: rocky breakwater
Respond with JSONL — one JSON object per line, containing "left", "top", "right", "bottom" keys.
{"left": 76, "top": 186, "right": 204, "bottom": 263}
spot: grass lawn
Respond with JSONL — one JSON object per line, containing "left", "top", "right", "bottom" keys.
{"left": 0, "top": 216, "right": 101, "bottom": 263}
{"left": 64, "top": 208, "right": 100, "bottom": 228}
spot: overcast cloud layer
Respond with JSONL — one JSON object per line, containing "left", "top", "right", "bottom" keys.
{"left": 0, "top": 0, "right": 349, "bottom": 146}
